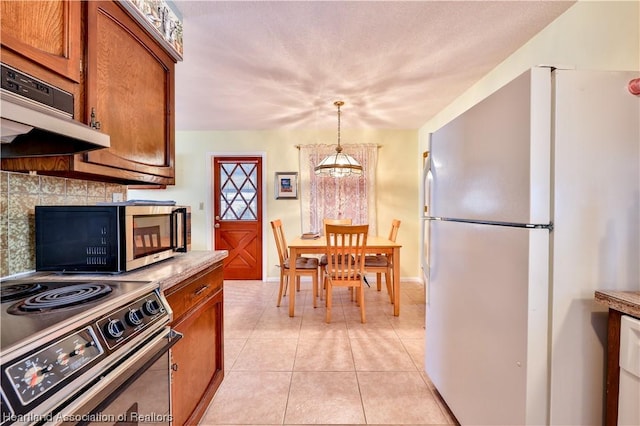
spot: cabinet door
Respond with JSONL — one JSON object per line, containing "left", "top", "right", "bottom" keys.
{"left": 171, "top": 292, "right": 224, "bottom": 426}
{"left": 84, "top": 1, "right": 175, "bottom": 183}
{"left": 0, "top": 0, "right": 81, "bottom": 82}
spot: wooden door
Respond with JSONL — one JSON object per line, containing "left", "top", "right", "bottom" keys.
{"left": 213, "top": 156, "right": 263, "bottom": 279}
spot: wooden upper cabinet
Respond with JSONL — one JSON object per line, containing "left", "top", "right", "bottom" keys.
{"left": 82, "top": 1, "right": 175, "bottom": 183}
{"left": 0, "top": 0, "right": 81, "bottom": 82}
{"left": 0, "top": 0, "right": 176, "bottom": 186}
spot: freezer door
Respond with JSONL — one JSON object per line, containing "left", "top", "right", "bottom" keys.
{"left": 429, "top": 67, "right": 551, "bottom": 225}
{"left": 425, "top": 219, "right": 550, "bottom": 425}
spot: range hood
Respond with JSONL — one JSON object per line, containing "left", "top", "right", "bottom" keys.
{"left": 0, "top": 63, "right": 110, "bottom": 158}
{"left": 1, "top": 94, "right": 110, "bottom": 158}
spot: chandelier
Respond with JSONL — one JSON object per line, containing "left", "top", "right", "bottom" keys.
{"left": 314, "top": 101, "right": 363, "bottom": 178}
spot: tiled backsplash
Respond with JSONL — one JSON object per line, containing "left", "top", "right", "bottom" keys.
{"left": 0, "top": 171, "right": 127, "bottom": 277}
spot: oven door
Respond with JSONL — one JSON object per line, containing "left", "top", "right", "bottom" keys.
{"left": 53, "top": 328, "right": 182, "bottom": 426}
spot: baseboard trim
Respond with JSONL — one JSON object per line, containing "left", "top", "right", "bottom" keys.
{"left": 263, "top": 275, "right": 424, "bottom": 284}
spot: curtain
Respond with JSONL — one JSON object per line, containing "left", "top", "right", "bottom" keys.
{"left": 299, "top": 144, "right": 377, "bottom": 235}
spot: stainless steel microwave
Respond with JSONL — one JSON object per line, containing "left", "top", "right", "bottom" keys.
{"left": 35, "top": 204, "right": 191, "bottom": 273}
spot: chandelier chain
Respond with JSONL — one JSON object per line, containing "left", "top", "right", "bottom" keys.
{"left": 335, "top": 100, "right": 343, "bottom": 153}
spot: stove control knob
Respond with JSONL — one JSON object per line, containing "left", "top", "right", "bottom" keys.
{"left": 142, "top": 300, "right": 161, "bottom": 316}
{"left": 104, "top": 319, "right": 125, "bottom": 339}
{"left": 126, "top": 309, "right": 144, "bottom": 326}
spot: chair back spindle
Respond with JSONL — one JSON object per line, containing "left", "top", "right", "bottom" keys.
{"left": 324, "top": 224, "right": 369, "bottom": 323}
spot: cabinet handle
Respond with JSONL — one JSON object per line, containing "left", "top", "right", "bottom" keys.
{"left": 90, "top": 107, "right": 101, "bottom": 130}
{"left": 171, "top": 363, "right": 178, "bottom": 371}
{"left": 194, "top": 284, "right": 209, "bottom": 296}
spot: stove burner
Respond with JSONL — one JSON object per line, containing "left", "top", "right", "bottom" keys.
{"left": 1, "top": 283, "right": 45, "bottom": 302}
{"left": 8, "top": 283, "right": 112, "bottom": 314}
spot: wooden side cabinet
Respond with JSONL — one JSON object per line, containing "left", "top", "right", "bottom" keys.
{"left": 165, "top": 262, "right": 224, "bottom": 426}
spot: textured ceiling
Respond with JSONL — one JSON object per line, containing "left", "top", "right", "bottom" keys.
{"left": 174, "top": 1, "right": 575, "bottom": 131}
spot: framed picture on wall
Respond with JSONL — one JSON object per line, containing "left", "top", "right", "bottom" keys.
{"left": 275, "top": 172, "right": 298, "bottom": 199}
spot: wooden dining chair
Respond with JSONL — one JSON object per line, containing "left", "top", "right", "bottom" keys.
{"left": 270, "top": 219, "right": 320, "bottom": 308}
{"left": 322, "top": 217, "right": 352, "bottom": 233}
{"left": 324, "top": 224, "right": 369, "bottom": 323}
{"left": 364, "top": 219, "right": 401, "bottom": 303}
{"left": 319, "top": 218, "right": 352, "bottom": 292}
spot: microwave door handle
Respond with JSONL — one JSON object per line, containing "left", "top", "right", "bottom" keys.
{"left": 172, "top": 208, "right": 188, "bottom": 252}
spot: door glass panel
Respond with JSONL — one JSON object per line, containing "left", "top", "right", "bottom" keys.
{"left": 220, "top": 162, "right": 258, "bottom": 220}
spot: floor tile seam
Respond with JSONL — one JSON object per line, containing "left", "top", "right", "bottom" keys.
{"left": 291, "top": 319, "right": 302, "bottom": 373}
{"left": 228, "top": 368, "right": 300, "bottom": 373}
{"left": 252, "top": 297, "right": 273, "bottom": 319}
{"left": 348, "top": 336, "right": 422, "bottom": 373}
{"left": 353, "top": 366, "right": 370, "bottom": 424}
{"left": 224, "top": 336, "right": 250, "bottom": 372}
{"left": 296, "top": 335, "right": 352, "bottom": 342}
{"left": 417, "top": 373, "right": 456, "bottom": 425}
{"left": 347, "top": 336, "right": 404, "bottom": 343}
{"left": 354, "top": 370, "right": 451, "bottom": 426}
{"left": 283, "top": 344, "right": 300, "bottom": 426}
{"left": 244, "top": 336, "right": 300, "bottom": 340}
{"left": 219, "top": 282, "right": 432, "bottom": 426}
{"left": 397, "top": 337, "right": 427, "bottom": 372}
{"left": 223, "top": 370, "right": 291, "bottom": 425}
{"left": 353, "top": 367, "right": 423, "bottom": 373}
{"left": 291, "top": 367, "right": 358, "bottom": 373}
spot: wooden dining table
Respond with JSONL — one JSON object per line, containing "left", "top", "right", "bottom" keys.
{"left": 287, "top": 235, "right": 402, "bottom": 317}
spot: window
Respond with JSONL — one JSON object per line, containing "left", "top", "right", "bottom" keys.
{"left": 299, "top": 144, "right": 378, "bottom": 234}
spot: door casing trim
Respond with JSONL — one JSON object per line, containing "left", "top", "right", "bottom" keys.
{"left": 206, "top": 151, "right": 268, "bottom": 281}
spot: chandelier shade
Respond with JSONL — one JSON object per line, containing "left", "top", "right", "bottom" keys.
{"left": 314, "top": 101, "right": 363, "bottom": 177}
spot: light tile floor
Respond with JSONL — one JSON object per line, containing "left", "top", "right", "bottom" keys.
{"left": 199, "top": 279, "right": 457, "bottom": 425}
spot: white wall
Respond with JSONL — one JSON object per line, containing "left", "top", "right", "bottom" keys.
{"left": 419, "top": 0, "right": 640, "bottom": 143}
{"left": 129, "top": 129, "right": 421, "bottom": 281}
{"left": 418, "top": 1, "right": 639, "bottom": 425}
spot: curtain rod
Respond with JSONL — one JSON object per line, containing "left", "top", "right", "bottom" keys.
{"left": 295, "top": 144, "right": 382, "bottom": 149}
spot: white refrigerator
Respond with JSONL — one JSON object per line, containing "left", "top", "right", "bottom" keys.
{"left": 424, "top": 67, "right": 640, "bottom": 425}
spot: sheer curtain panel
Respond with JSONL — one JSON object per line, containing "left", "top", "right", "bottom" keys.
{"left": 299, "top": 144, "right": 377, "bottom": 235}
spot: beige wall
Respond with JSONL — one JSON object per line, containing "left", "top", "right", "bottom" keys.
{"left": 6, "top": 1, "right": 636, "bottom": 281}
{"left": 132, "top": 1, "right": 640, "bottom": 283}
{"left": 417, "top": 0, "right": 640, "bottom": 280}
{"left": 130, "top": 129, "right": 421, "bottom": 281}
{"left": 419, "top": 0, "right": 640, "bottom": 142}
{"left": 416, "top": 1, "right": 640, "bottom": 425}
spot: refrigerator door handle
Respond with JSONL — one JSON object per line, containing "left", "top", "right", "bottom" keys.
{"left": 423, "top": 216, "right": 553, "bottom": 231}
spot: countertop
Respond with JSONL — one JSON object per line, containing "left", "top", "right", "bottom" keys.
{"left": 595, "top": 290, "right": 640, "bottom": 318}
{"left": 2, "top": 250, "right": 228, "bottom": 292}
{"left": 116, "top": 250, "right": 228, "bottom": 290}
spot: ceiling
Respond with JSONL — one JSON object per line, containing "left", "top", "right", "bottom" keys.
{"left": 174, "top": 1, "right": 575, "bottom": 131}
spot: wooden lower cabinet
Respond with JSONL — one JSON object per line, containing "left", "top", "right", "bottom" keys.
{"left": 165, "top": 263, "right": 224, "bottom": 426}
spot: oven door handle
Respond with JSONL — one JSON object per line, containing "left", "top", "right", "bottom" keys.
{"left": 50, "top": 327, "right": 182, "bottom": 425}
